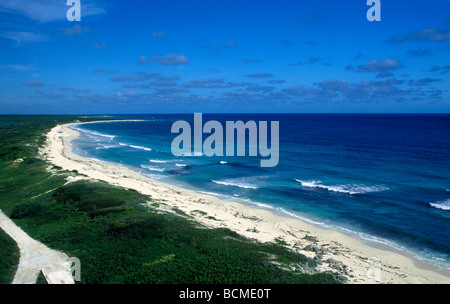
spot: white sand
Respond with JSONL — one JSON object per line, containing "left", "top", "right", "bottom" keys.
{"left": 39, "top": 122, "right": 450, "bottom": 284}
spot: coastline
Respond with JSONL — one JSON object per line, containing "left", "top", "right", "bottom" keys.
{"left": 39, "top": 121, "right": 450, "bottom": 284}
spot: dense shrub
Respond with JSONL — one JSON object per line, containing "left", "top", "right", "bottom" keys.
{"left": 10, "top": 202, "right": 43, "bottom": 219}
{"left": 52, "top": 182, "right": 146, "bottom": 214}
{"left": 0, "top": 229, "right": 19, "bottom": 283}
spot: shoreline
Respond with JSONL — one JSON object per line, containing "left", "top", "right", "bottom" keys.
{"left": 39, "top": 121, "right": 450, "bottom": 284}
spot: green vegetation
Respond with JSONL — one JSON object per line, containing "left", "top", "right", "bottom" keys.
{"left": 0, "top": 229, "right": 19, "bottom": 284}
{"left": 36, "top": 271, "right": 47, "bottom": 284}
{"left": 11, "top": 202, "right": 43, "bottom": 219}
{"left": 0, "top": 116, "right": 339, "bottom": 284}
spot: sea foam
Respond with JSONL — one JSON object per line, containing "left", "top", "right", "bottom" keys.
{"left": 130, "top": 145, "right": 152, "bottom": 151}
{"left": 430, "top": 199, "right": 450, "bottom": 211}
{"left": 149, "top": 159, "right": 170, "bottom": 163}
{"left": 73, "top": 127, "right": 116, "bottom": 140}
{"left": 212, "top": 179, "right": 259, "bottom": 189}
{"left": 96, "top": 144, "right": 120, "bottom": 149}
{"left": 295, "top": 179, "right": 389, "bottom": 195}
{"left": 140, "top": 164, "right": 165, "bottom": 172}
{"left": 119, "top": 143, "right": 152, "bottom": 151}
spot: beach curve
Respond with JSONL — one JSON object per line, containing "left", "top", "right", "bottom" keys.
{"left": 39, "top": 121, "right": 450, "bottom": 284}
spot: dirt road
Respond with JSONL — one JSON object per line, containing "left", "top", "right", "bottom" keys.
{"left": 0, "top": 210, "right": 75, "bottom": 284}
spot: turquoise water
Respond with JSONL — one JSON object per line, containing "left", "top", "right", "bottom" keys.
{"left": 71, "top": 114, "right": 450, "bottom": 269}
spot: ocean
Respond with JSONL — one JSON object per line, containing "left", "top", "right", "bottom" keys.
{"left": 70, "top": 114, "right": 450, "bottom": 269}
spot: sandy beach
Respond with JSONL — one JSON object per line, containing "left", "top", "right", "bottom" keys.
{"left": 39, "top": 121, "right": 450, "bottom": 284}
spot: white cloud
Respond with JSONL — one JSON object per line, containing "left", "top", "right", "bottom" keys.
{"left": 0, "top": 64, "right": 35, "bottom": 72}
{"left": 23, "top": 80, "right": 45, "bottom": 87}
{"left": 3, "top": 31, "right": 48, "bottom": 45}
{"left": 150, "top": 54, "right": 190, "bottom": 66}
{"left": 152, "top": 31, "right": 165, "bottom": 37}
{"left": 62, "top": 25, "right": 91, "bottom": 36}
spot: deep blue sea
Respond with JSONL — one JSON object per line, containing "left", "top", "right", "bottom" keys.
{"left": 70, "top": 114, "right": 450, "bottom": 269}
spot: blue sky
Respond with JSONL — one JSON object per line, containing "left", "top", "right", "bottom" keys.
{"left": 0, "top": 0, "right": 449, "bottom": 114}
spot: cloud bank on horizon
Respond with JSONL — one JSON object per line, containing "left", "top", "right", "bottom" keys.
{"left": 0, "top": 0, "right": 449, "bottom": 114}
